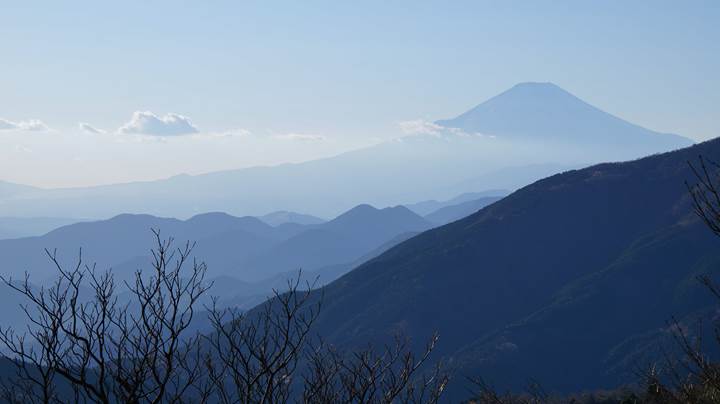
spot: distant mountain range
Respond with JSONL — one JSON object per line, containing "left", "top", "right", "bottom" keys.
{"left": 423, "top": 196, "right": 502, "bottom": 225}
{"left": 437, "top": 82, "right": 690, "bottom": 150}
{"left": 237, "top": 205, "right": 432, "bottom": 281}
{"left": 404, "top": 190, "right": 508, "bottom": 216}
{"left": 282, "top": 137, "right": 719, "bottom": 398}
{"left": 0, "top": 203, "right": 432, "bottom": 284}
{"left": 0, "top": 193, "right": 492, "bottom": 240}
{"left": 0, "top": 83, "right": 708, "bottom": 398}
{"left": 0, "top": 83, "right": 693, "bottom": 219}
{"left": 0, "top": 192, "right": 500, "bottom": 334}
{"left": 259, "top": 211, "right": 325, "bottom": 226}
{"left": 0, "top": 180, "right": 37, "bottom": 198}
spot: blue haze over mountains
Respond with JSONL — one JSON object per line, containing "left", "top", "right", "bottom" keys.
{"left": 0, "top": 206, "right": 398, "bottom": 329}
{"left": 0, "top": 194, "right": 497, "bottom": 333}
{"left": 0, "top": 82, "right": 706, "bottom": 399}
{"left": 0, "top": 83, "right": 692, "bottom": 220}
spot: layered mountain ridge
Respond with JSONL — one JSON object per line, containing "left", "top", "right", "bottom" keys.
{"left": 286, "top": 137, "right": 719, "bottom": 398}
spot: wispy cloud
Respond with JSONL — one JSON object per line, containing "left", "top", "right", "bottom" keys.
{"left": 274, "top": 133, "right": 326, "bottom": 142}
{"left": 397, "top": 119, "right": 494, "bottom": 139}
{"left": 0, "top": 118, "right": 50, "bottom": 132}
{"left": 397, "top": 119, "right": 443, "bottom": 135}
{"left": 118, "top": 111, "right": 199, "bottom": 136}
{"left": 79, "top": 122, "right": 106, "bottom": 134}
{"left": 192, "top": 128, "right": 253, "bottom": 139}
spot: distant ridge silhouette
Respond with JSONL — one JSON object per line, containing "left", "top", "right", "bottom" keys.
{"left": 260, "top": 211, "right": 325, "bottom": 226}
{"left": 0, "top": 204, "right": 431, "bottom": 283}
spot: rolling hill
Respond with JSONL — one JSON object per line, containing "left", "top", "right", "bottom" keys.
{"left": 290, "top": 137, "right": 720, "bottom": 398}
{"left": 221, "top": 205, "right": 431, "bottom": 281}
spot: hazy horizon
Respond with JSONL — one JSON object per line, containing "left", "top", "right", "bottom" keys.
{"left": 1, "top": 1, "right": 718, "bottom": 188}
{"left": 0, "top": 80, "right": 704, "bottom": 190}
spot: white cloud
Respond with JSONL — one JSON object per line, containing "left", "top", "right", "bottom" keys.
{"left": 0, "top": 118, "right": 50, "bottom": 132}
{"left": 195, "top": 128, "right": 253, "bottom": 139}
{"left": 398, "top": 119, "right": 444, "bottom": 135}
{"left": 118, "top": 111, "right": 199, "bottom": 136}
{"left": 274, "top": 133, "right": 326, "bottom": 142}
{"left": 22, "top": 120, "right": 50, "bottom": 132}
{"left": 79, "top": 122, "right": 106, "bottom": 134}
{"left": 397, "top": 119, "right": 495, "bottom": 139}
{"left": 224, "top": 128, "right": 252, "bottom": 137}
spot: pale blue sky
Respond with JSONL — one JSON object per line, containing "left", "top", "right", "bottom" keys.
{"left": 1, "top": 1, "right": 718, "bottom": 187}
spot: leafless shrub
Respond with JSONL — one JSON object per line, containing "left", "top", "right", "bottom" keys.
{"left": 301, "top": 333, "right": 448, "bottom": 404}
{"left": 0, "top": 230, "right": 209, "bottom": 403}
{"left": 0, "top": 230, "right": 446, "bottom": 403}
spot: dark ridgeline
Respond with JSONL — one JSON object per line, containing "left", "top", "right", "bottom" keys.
{"left": 290, "top": 137, "right": 720, "bottom": 398}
